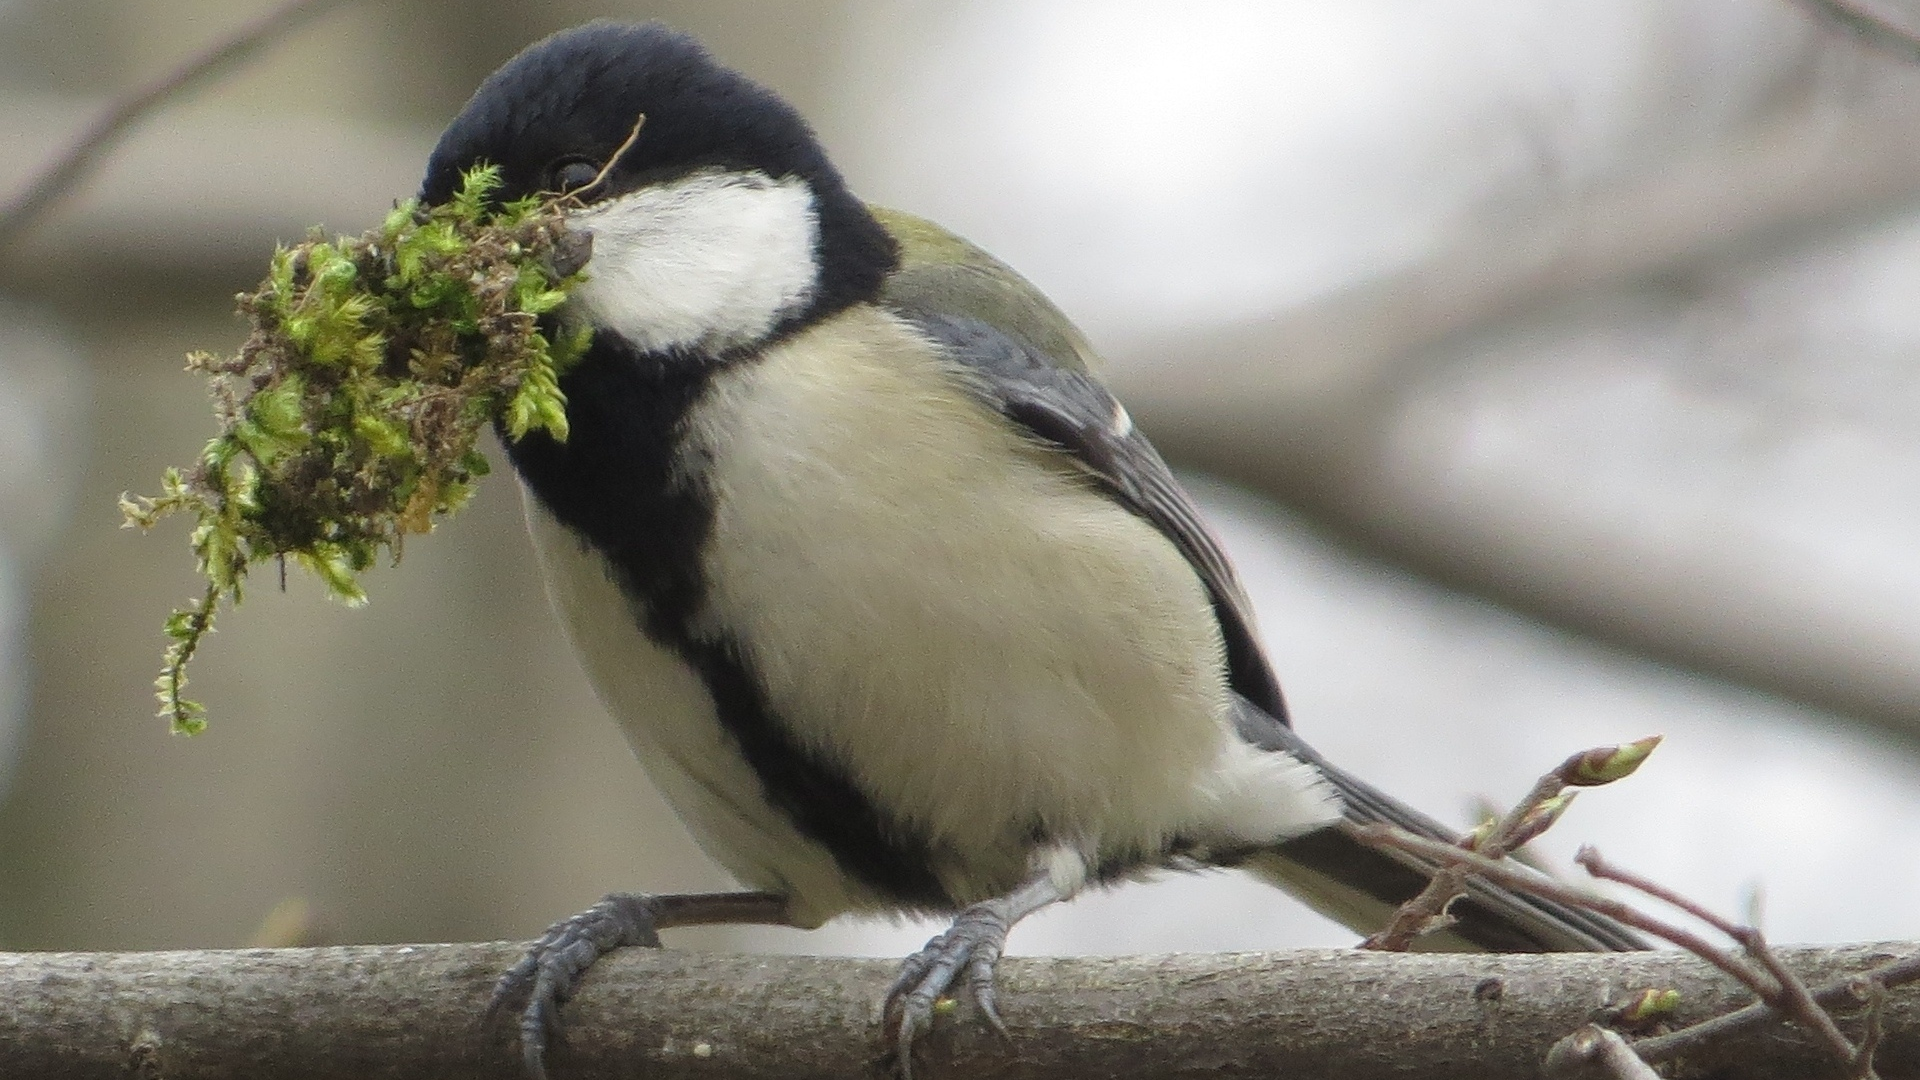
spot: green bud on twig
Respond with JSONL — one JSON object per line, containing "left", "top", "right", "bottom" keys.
{"left": 1506, "top": 790, "right": 1578, "bottom": 849}
{"left": 1562, "top": 735, "right": 1663, "bottom": 787}
{"left": 1464, "top": 816, "right": 1499, "bottom": 851}
{"left": 1614, "top": 986, "right": 1683, "bottom": 1026}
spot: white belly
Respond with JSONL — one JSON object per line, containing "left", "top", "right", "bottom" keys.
{"left": 682, "top": 308, "right": 1338, "bottom": 899}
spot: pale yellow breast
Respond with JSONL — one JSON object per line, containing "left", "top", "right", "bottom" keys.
{"left": 684, "top": 306, "right": 1239, "bottom": 898}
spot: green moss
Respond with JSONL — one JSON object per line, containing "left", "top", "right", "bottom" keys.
{"left": 122, "top": 165, "right": 591, "bottom": 733}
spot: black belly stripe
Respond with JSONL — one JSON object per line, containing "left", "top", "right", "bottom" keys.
{"left": 681, "top": 635, "right": 951, "bottom": 908}
{"left": 505, "top": 331, "right": 953, "bottom": 909}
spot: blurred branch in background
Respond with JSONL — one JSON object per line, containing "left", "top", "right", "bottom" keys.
{"left": 1099, "top": 2, "right": 1920, "bottom": 737}
{"left": 0, "top": 0, "right": 354, "bottom": 251}
{"left": 1799, "top": 0, "right": 1920, "bottom": 61}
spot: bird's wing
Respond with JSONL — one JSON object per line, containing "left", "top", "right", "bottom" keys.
{"left": 870, "top": 205, "right": 1288, "bottom": 721}
{"left": 868, "top": 206, "right": 1102, "bottom": 374}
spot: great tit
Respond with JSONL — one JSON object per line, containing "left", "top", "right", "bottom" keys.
{"left": 420, "top": 20, "right": 1644, "bottom": 1078}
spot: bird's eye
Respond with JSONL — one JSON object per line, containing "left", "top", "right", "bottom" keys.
{"left": 551, "top": 159, "right": 603, "bottom": 194}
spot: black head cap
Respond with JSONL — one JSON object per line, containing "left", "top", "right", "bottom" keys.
{"left": 422, "top": 21, "right": 897, "bottom": 316}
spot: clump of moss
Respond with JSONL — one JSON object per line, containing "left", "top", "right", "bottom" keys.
{"left": 122, "top": 165, "right": 591, "bottom": 733}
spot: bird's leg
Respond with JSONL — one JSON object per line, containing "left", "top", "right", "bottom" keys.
{"left": 493, "top": 890, "right": 791, "bottom": 1079}
{"left": 886, "top": 870, "right": 1068, "bottom": 1078}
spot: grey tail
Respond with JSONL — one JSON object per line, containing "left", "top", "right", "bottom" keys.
{"left": 1231, "top": 698, "right": 1647, "bottom": 953}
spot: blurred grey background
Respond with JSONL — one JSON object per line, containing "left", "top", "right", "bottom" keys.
{"left": 3, "top": 0, "right": 1920, "bottom": 960}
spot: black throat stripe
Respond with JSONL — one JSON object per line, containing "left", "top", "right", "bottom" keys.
{"left": 504, "top": 331, "right": 954, "bottom": 911}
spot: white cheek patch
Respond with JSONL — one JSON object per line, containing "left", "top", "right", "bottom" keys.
{"left": 570, "top": 171, "right": 820, "bottom": 353}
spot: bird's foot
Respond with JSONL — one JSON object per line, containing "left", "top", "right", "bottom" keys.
{"left": 491, "top": 890, "right": 790, "bottom": 1079}
{"left": 492, "top": 892, "right": 666, "bottom": 1080}
{"left": 885, "top": 897, "right": 1017, "bottom": 1078}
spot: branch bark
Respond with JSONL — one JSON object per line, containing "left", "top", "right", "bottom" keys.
{"left": 3, "top": 942, "right": 1915, "bottom": 1079}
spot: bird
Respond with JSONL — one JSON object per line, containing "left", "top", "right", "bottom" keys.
{"left": 419, "top": 20, "right": 1644, "bottom": 1079}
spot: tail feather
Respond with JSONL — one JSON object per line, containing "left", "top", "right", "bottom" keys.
{"left": 1232, "top": 698, "right": 1647, "bottom": 953}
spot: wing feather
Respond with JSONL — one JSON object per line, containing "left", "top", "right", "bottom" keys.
{"left": 894, "top": 306, "right": 1289, "bottom": 721}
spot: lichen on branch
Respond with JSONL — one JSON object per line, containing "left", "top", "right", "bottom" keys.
{"left": 121, "top": 165, "right": 591, "bottom": 733}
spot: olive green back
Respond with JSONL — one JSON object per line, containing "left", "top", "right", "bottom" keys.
{"left": 869, "top": 205, "right": 1102, "bottom": 376}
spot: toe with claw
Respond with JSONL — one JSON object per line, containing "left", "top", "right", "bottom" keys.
{"left": 885, "top": 898, "right": 1017, "bottom": 1078}
{"left": 491, "top": 893, "right": 665, "bottom": 1080}
{"left": 489, "top": 890, "right": 790, "bottom": 1078}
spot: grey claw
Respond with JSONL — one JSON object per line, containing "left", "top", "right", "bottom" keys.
{"left": 966, "top": 944, "right": 1009, "bottom": 1040}
{"left": 493, "top": 893, "right": 663, "bottom": 1079}
{"left": 885, "top": 900, "right": 1017, "bottom": 1078}
{"left": 893, "top": 994, "right": 933, "bottom": 1080}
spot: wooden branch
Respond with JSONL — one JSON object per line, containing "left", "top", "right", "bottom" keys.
{"left": 1544, "top": 1026, "right": 1665, "bottom": 1080}
{"left": 2, "top": 943, "right": 1915, "bottom": 1079}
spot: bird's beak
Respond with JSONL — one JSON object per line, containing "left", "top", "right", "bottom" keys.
{"left": 551, "top": 226, "right": 594, "bottom": 279}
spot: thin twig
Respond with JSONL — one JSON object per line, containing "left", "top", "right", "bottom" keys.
{"left": 1360, "top": 864, "right": 1470, "bottom": 950}
{"left": 1363, "top": 753, "right": 1566, "bottom": 949}
{"left": 1795, "top": 0, "right": 1920, "bottom": 62}
{"left": 0, "top": 0, "right": 354, "bottom": 251}
{"left": 1466, "top": 794, "right": 1560, "bottom": 876}
{"left": 1851, "top": 981, "right": 1888, "bottom": 1080}
{"left": 1358, "top": 822, "right": 1917, "bottom": 1075}
{"left": 1578, "top": 846, "right": 1861, "bottom": 1067}
{"left": 1359, "top": 739, "right": 1654, "bottom": 952}
{"left": 1749, "top": 933, "right": 1867, "bottom": 1072}
{"left": 567, "top": 114, "right": 647, "bottom": 201}
{"left": 1352, "top": 824, "right": 1782, "bottom": 1008}
{"left": 1544, "top": 1025, "right": 1664, "bottom": 1080}
{"left": 1575, "top": 846, "right": 1753, "bottom": 941}
{"left": 1631, "top": 952, "right": 1920, "bottom": 1066}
